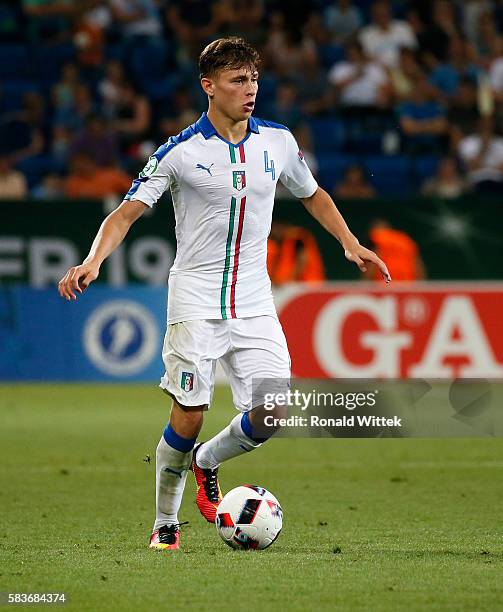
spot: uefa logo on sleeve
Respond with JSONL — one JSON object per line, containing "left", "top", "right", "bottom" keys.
{"left": 83, "top": 300, "right": 158, "bottom": 376}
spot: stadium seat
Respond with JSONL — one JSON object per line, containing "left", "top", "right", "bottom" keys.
{"left": 35, "top": 44, "right": 76, "bottom": 82}
{"left": 412, "top": 156, "right": 441, "bottom": 191}
{"left": 130, "top": 39, "right": 170, "bottom": 88}
{"left": 0, "top": 44, "right": 31, "bottom": 78}
{"left": 309, "top": 118, "right": 346, "bottom": 154}
{"left": 317, "top": 153, "right": 357, "bottom": 192}
{"left": 362, "top": 155, "right": 411, "bottom": 196}
{"left": 255, "top": 74, "right": 277, "bottom": 108}
{"left": 318, "top": 44, "right": 345, "bottom": 70}
{"left": 0, "top": 80, "right": 38, "bottom": 113}
{"left": 16, "top": 155, "right": 65, "bottom": 189}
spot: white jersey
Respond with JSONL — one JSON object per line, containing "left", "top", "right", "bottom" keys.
{"left": 124, "top": 112, "right": 318, "bottom": 323}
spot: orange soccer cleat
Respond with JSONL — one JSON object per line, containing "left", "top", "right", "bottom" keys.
{"left": 191, "top": 443, "right": 223, "bottom": 523}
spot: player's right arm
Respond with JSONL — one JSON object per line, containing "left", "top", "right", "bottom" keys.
{"left": 58, "top": 199, "right": 147, "bottom": 301}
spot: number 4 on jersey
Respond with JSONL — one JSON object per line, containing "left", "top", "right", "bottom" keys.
{"left": 264, "top": 150, "right": 275, "bottom": 180}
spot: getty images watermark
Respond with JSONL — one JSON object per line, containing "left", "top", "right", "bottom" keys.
{"left": 262, "top": 388, "right": 399, "bottom": 428}
{"left": 251, "top": 378, "right": 503, "bottom": 439}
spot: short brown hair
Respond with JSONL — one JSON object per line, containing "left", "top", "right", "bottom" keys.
{"left": 199, "top": 37, "right": 260, "bottom": 78}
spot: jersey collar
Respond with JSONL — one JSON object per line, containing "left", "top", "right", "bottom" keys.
{"left": 196, "top": 112, "right": 260, "bottom": 140}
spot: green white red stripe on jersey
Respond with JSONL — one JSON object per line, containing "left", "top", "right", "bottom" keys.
{"left": 221, "top": 142, "right": 247, "bottom": 319}
{"left": 221, "top": 195, "right": 247, "bottom": 319}
{"left": 228, "top": 143, "right": 246, "bottom": 163}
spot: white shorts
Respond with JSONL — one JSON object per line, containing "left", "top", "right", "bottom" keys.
{"left": 159, "top": 315, "right": 291, "bottom": 411}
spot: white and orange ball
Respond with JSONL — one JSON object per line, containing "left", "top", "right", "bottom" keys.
{"left": 215, "top": 485, "right": 283, "bottom": 550}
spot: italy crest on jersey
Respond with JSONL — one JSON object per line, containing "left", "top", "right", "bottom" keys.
{"left": 233, "top": 170, "right": 246, "bottom": 191}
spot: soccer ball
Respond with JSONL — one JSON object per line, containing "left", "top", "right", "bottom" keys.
{"left": 215, "top": 485, "right": 283, "bottom": 550}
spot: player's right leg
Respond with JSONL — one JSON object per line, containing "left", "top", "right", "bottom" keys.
{"left": 150, "top": 319, "right": 224, "bottom": 548}
{"left": 150, "top": 400, "right": 204, "bottom": 550}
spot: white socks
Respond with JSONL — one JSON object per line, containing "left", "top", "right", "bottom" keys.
{"left": 153, "top": 413, "right": 268, "bottom": 530}
{"left": 153, "top": 433, "right": 194, "bottom": 531}
{"left": 196, "top": 413, "right": 263, "bottom": 470}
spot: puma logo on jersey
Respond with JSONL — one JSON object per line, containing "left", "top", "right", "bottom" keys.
{"left": 196, "top": 162, "right": 214, "bottom": 176}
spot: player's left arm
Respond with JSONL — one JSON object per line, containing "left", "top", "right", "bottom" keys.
{"left": 301, "top": 187, "right": 391, "bottom": 282}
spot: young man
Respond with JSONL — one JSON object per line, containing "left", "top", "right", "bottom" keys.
{"left": 58, "top": 37, "right": 390, "bottom": 550}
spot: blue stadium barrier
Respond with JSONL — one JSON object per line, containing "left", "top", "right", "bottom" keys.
{"left": 0, "top": 286, "right": 168, "bottom": 382}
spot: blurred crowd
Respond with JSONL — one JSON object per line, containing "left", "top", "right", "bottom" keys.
{"left": 1, "top": 0, "right": 503, "bottom": 201}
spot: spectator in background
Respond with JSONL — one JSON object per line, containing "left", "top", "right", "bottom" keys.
{"left": 70, "top": 114, "right": 119, "bottom": 167}
{"left": 32, "top": 173, "right": 65, "bottom": 199}
{"left": 389, "top": 48, "right": 423, "bottom": 102}
{"left": 462, "top": 0, "right": 494, "bottom": 45}
{"left": 51, "top": 124, "right": 72, "bottom": 165}
{"left": 22, "top": 0, "right": 74, "bottom": 43}
{"left": 324, "top": 0, "right": 362, "bottom": 44}
{"left": 56, "top": 82, "right": 94, "bottom": 132}
{"left": 0, "top": 91, "right": 45, "bottom": 164}
{"left": 268, "top": 79, "right": 303, "bottom": 129}
{"left": 489, "top": 42, "right": 503, "bottom": 103}
{"left": 166, "top": 0, "right": 225, "bottom": 60}
{"left": 112, "top": 81, "right": 151, "bottom": 156}
{"left": 109, "top": 0, "right": 162, "bottom": 40}
{"left": 328, "top": 41, "right": 390, "bottom": 108}
{"left": 0, "top": 155, "right": 28, "bottom": 199}
{"left": 267, "top": 221, "right": 325, "bottom": 286}
{"left": 458, "top": 116, "right": 503, "bottom": 193}
{"left": 98, "top": 60, "right": 126, "bottom": 120}
{"left": 398, "top": 74, "right": 448, "bottom": 154}
{"left": 294, "top": 125, "right": 318, "bottom": 178}
{"left": 421, "top": 157, "right": 467, "bottom": 198}
{"left": 266, "top": 18, "right": 318, "bottom": 78}
{"left": 334, "top": 164, "right": 376, "bottom": 199}
{"left": 447, "top": 77, "right": 480, "bottom": 150}
{"left": 429, "top": 36, "right": 480, "bottom": 98}
{"left": 52, "top": 62, "right": 81, "bottom": 126}
{"left": 431, "top": 0, "right": 461, "bottom": 42}
{"left": 159, "top": 87, "right": 199, "bottom": 139}
{"left": 359, "top": 0, "right": 417, "bottom": 68}
{"left": 473, "top": 9, "right": 500, "bottom": 58}
{"left": 365, "top": 219, "right": 425, "bottom": 281}
{"left": 73, "top": 2, "right": 109, "bottom": 69}
{"left": 220, "top": 0, "right": 267, "bottom": 48}
{"left": 406, "top": 4, "right": 461, "bottom": 68}
{"left": 65, "top": 152, "right": 131, "bottom": 199}
{"left": 296, "top": 52, "right": 328, "bottom": 116}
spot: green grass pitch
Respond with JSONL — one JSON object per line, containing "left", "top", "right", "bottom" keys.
{"left": 1, "top": 384, "right": 502, "bottom": 611}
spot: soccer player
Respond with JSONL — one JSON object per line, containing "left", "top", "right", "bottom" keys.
{"left": 58, "top": 37, "right": 390, "bottom": 550}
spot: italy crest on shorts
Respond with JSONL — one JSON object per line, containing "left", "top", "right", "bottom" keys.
{"left": 181, "top": 371, "right": 194, "bottom": 392}
{"left": 233, "top": 170, "right": 246, "bottom": 191}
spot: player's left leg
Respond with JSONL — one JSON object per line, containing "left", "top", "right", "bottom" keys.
{"left": 195, "top": 315, "right": 290, "bottom": 472}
